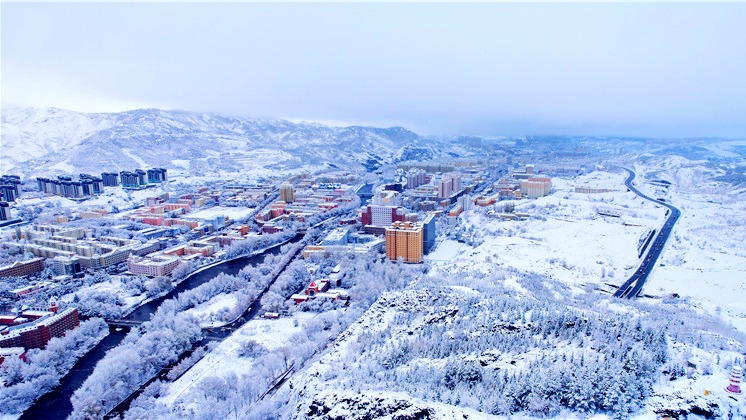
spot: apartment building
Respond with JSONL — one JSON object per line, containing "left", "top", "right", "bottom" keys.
{"left": 385, "top": 221, "right": 423, "bottom": 263}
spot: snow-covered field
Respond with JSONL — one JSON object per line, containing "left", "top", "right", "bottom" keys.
{"left": 184, "top": 293, "right": 238, "bottom": 328}
{"left": 426, "top": 239, "right": 463, "bottom": 262}
{"left": 14, "top": 183, "right": 170, "bottom": 215}
{"left": 158, "top": 312, "right": 313, "bottom": 408}
{"left": 430, "top": 170, "right": 667, "bottom": 294}
{"left": 631, "top": 156, "right": 746, "bottom": 333}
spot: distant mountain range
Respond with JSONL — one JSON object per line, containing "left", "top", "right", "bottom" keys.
{"left": 0, "top": 107, "right": 450, "bottom": 179}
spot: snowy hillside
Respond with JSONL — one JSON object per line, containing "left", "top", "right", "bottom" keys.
{"left": 0, "top": 107, "right": 443, "bottom": 177}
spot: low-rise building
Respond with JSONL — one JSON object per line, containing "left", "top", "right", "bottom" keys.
{"left": 0, "top": 258, "right": 45, "bottom": 278}
{"left": 0, "top": 307, "right": 80, "bottom": 350}
{"left": 291, "top": 279, "right": 350, "bottom": 304}
{"left": 0, "top": 346, "right": 26, "bottom": 366}
{"left": 127, "top": 254, "right": 182, "bottom": 277}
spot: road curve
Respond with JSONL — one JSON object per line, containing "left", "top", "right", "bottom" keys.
{"left": 612, "top": 167, "right": 681, "bottom": 299}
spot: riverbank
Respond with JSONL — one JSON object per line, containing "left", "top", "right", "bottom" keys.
{"left": 18, "top": 235, "right": 303, "bottom": 420}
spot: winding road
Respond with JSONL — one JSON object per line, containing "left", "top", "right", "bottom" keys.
{"left": 613, "top": 168, "right": 681, "bottom": 299}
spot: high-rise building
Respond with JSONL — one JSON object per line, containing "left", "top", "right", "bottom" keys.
{"left": 385, "top": 221, "right": 423, "bottom": 263}
{"left": 0, "top": 202, "right": 10, "bottom": 222}
{"left": 438, "top": 178, "right": 452, "bottom": 199}
{"left": 0, "top": 186, "right": 17, "bottom": 202}
{"left": 520, "top": 176, "right": 552, "bottom": 199}
{"left": 81, "top": 179, "right": 93, "bottom": 196}
{"left": 147, "top": 168, "right": 168, "bottom": 183}
{"left": 406, "top": 169, "right": 426, "bottom": 189}
{"left": 0, "top": 175, "right": 21, "bottom": 198}
{"left": 101, "top": 172, "right": 120, "bottom": 187}
{"left": 135, "top": 169, "right": 147, "bottom": 185}
{"left": 80, "top": 174, "right": 104, "bottom": 194}
{"left": 422, "top": 214, "right": 436, "bottom": 254}
{"left": 120, "top": 171, "right": 141, "bottom": 188}
{"left": 280, "top": 183, "right": 295, "bottom": 203}
{"left": 451, "top": 174, "right": 462, "bottom": 193}
{"left": 360, "top": 205, "right": 406, "bottom": 227}
{"left": 438, "top": 173, "right": 462, "bottom": 199}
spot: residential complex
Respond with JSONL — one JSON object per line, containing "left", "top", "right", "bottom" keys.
{"left": 0, "top": 305, "right": 80, "bottom": 350}
{"left": 17, "top": 225, "right": 137, "bottom": 270}
{"left": 147, "top": 168, "right": 168, "bottom": 183}
{"left": 36, "top": 173, "right": 104, "bottom": 199}
{"left": 0, "top": 258, "right": 45, "bottom": 278}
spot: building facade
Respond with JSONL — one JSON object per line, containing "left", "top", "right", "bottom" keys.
{"left": 280, "top": 183, "right": 295, "bottom": 203}
{"left": 385, "top": 221, "right": 423, "bottom": 263}
{"left": 360, "top": 205, "right": 407, "bottom": 227}
{"left": 0, "top": 257, "right": 45, "bottom": 278}
{"left": 0, "top": 202, "right": 10, "bottom": 221}
{"left": 520, "top": 175, "right": 552, "bottom": 199}
{"left": 0, "top": 308, "right": 80, "bottom": 350}
{"left": 147, "top": 168, "right": 168, "bottom": 183}
{"left": 422, "top": 214, "right": 436, "bottom": 254}
{"left": 127, "top": 254, "right": 181, "bottom": 277}
{"left": 101, "top": 172, "right": 120, "bottom": 187}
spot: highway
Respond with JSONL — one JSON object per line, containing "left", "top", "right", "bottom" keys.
{"left": 612, "top": 168, "right": 681, "bottom": 299}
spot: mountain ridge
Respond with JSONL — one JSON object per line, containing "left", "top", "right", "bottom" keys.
{"left": 0, "top": 107, "right": 441, "bottom": 178}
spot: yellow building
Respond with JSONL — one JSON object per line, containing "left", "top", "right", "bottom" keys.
{"left": 385, "top": 221, "right": 423, "bottom": 263}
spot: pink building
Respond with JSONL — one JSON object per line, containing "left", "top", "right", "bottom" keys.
{"left": 127, "top": 254, "right": 182, "bottom": 277}
{"left": 726, "top": 366, "right": 742, "bottom": 394}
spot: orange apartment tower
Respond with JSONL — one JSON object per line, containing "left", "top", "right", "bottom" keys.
{"left": 385, "top": 221, "right": 423, "bottom": 263}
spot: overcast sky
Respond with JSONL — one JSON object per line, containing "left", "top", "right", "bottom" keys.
{"left": 2, "top": 2, "right": 745, "bottom": 138}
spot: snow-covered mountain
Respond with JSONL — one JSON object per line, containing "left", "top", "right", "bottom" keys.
{"left": 0, "top": 107, "right": 444, "bottom": 177}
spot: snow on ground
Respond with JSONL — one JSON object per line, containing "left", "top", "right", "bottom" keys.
{"left": 632, "top": 156, "right": 746, "bottom": 332}
{"left": 170, "top": 159, "right": 190, "bottom": 169}
{"left": 298, "top": 389, "right": 504, "bottom": 420}
{"left": 61, "top": 276, "right": 148, "bottom": 313}
{"left": 184, "top": 293, "right": 238, "bottom": 328}
{"left": 120, "top": 148, "right": 150, "bottom": 169}
{"left": 187, "top": 206, "right": 254, "bottom": 221}
{"left": 159, "top": 312, "right": 314, "bottom": 406}
{"left": 429, "top": 170, "right": 667, "bottom": 293}
{"left": 284, "top": 291, "right": 499, "bottom": 419}
{"left": 14, "top": 183, "right": 171, "bottom": 215}
{"left": 48, "top": 160, "right": 77, "bottom": 173}
{"left": 426, "top": 239, "right": 463, "bottom": 262}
